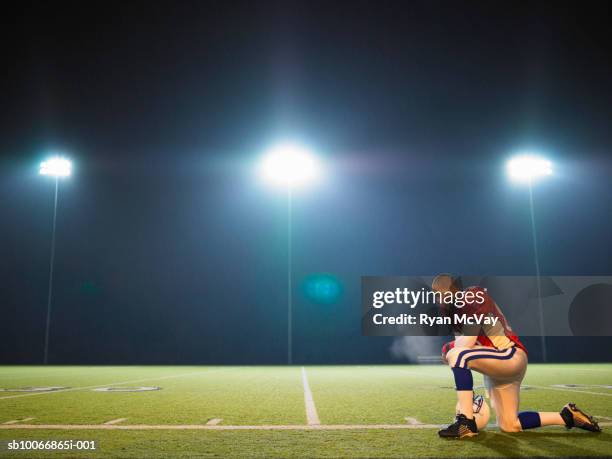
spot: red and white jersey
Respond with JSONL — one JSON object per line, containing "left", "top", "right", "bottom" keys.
{"left": 455, "top": 286, "right": 527, "bottom": 353}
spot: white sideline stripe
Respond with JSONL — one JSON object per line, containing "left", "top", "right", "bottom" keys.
{"left": 531, "top": 385, "right": 612, "bottom": 397}
{"left": 206, "top": 418, "right": 222, "bottom": 425}
{"left": 301, "top": 367, "right": 320, "bottom": 426}
{"left": 2, "top": 418, "right": 34, "bottom": 425}
{"left": 2, "top": 422, "right": 610, "bottom": 431}
{"left": 0, "top": 368, "right": 233, "bottom": 401}
{"left": 104, "top": 418, "right": 127, "bottom": 425}
{"left": 0, "top": 423, "right": 445, "bottom": 431}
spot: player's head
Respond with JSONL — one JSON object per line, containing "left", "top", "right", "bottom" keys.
{"left": 432, "top": 274, "right": 462, "bottom": 295}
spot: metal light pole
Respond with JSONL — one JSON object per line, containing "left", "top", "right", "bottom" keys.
{"left": 39, "top": 156, "right": 72, "bottom": 364}
{"left": 287, "top": 187, "right": 292, "bottom": 365}
{"left": 507, "top": 154, "right": 552, "bottom": 362}
{"left": 259, "top": 142, "right": 321, "bottom": 365}
{"left": 528, "top": 179, "right": 547, "bottom": 362}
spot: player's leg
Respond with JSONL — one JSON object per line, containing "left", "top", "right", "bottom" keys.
{"left": 445, "top": 345, "right": 514, "bottom": 419}
{"left": 471, "top": 348, "right": 551, "bottom": 431}
{"left": 478, "top": 353, "right": 600, "bottom": 432}
{"left": 525, "top": 405, "right": 601, "bottom": 431}
{"left": 447, "top": 346, "right": 525, "bottom": 433}
{"left": 490, "top": 386, "right": 599, "bottom": 431}
{"left": 444, "top": 346, "right": 480, "bottom": 418}
{"left": 438, "top": 346, "right": 487, "bottom": 438}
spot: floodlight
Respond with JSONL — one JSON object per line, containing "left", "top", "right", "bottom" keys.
{"left": 507, "top": 155, "right": 552, "bottom": 183}
{"left": 259, "top": 142, "right": 320, "bottom": 187}
{"left": 40, "top": 156, "right": 72, "bottom": 177}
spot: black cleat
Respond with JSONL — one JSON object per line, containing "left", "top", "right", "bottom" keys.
{"left": 560, "top": 403, "right": 601, "bottom": 432}
{"left": 438, "top": 413, "right": 479, "bottom": 438}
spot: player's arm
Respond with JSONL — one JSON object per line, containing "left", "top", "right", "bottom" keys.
{"left": 455, "top": 334, "right": 478, "bottom": 348}
{"left": 441, "top": 335, "right": 478, "bottom": 364}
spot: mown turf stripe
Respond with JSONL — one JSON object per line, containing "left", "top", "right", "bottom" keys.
{"left": 301, "top": 367, "right": 320, "bottom": 426}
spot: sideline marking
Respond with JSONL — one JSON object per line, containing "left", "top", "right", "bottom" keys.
{"left": 2, "top": 418, "right": 35, "bottom": 425}
{"left": 104, "top": 418, "right": 127, "bottom": 425}
{"left": 0, "top": 368, "right": 233, "bottom": 401}
{"left": 206, "top": 418, "right": 222, "bottom": 425}
{"left": 2, "top": 422, "right": 611, "bottom": 431}
{"left": 301, "top": 367, "right": 320, "bottom": 426}
{"left": 0, "top": 423, "right": 445, "bottom": 431}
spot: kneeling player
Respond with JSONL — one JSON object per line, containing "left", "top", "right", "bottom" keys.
{"left": 432, "top": 274, "right": 601, "bottom": 438}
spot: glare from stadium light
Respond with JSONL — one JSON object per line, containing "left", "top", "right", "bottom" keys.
{"left": 40, "top": 156, "right": 72, "bottom": 177}
{"left": 506, "top": 154, "right": 552, "bottom": 183}
{"left": 259, "top": 142, "right": 320, "bottom": 188}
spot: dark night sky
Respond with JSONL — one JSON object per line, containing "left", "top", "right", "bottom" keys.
{"left": 1, "top": 1, "right": 611, "bottom": 364}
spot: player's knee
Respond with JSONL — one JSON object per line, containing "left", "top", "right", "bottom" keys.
{"left": 446, "top": 347, "right": 470, "bottom": 368}
{"left": 498, "top": 418, "right": 522, "bottom": 433}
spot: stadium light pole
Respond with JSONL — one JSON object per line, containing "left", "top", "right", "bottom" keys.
{"left": 507, "top": 154, "right": 552, "bottom": 362}
{"left": 39, "top": 156, "right": 72, "bottom": 364}
{"left": 259, "top": 142, "right": 321, "bottom": 365}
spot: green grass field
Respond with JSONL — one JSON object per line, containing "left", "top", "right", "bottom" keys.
{"left": 0, "top": 364, "right": 610, "bottom": 457}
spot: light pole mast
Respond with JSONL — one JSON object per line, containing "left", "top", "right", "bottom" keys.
{"left": 507, "top": 154, "right": 552, "bottom": 363}
{"left": 43, "top": 177, "right": 59, "bottom": 365}
{"left": 528, "top": 180, "right": 547, "bottom": 362}
{"left": 39, "top": 156, "right": 72, "bottom": 364}
{"left": 258, "top": 142, "right": 321, "bottom": 365}
{"left": 287, "top": 187, "right": 292, "bottom": 365}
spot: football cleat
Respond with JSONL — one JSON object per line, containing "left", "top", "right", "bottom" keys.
{"left": 438, "top": 413, "right": 479, "bottom": 438}
{"left": 560, "top": 403, "right": 601, "bottom": 432}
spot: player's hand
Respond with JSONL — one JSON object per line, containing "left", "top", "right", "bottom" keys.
{"left": 441, "top": 340, "right": 454, "bottom": 364}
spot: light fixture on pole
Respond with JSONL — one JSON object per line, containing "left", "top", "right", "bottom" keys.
{"left": 259, "top": 142, "right": 321, "bottom": 365}
{"left": 507, "top": 153, "right": 552, "bottom": 362}
{"left": 39, "top": 155, "right": 72, "bottom": 364}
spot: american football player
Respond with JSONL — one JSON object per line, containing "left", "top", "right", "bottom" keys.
{"left": 433, "top": 274, "right": 601, "bottom": 438}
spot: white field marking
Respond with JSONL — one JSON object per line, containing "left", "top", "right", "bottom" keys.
{"left": 389, "top": 368, "right": 612, "bottom": 396}
{"left": 0, "top": 368, "right": 234, "bottom": 401}
{"left": 2, "top": 418, "right": 35, "bottom": 425}
{"left": 301, "top": 367, "right": 320, "bottom": 426}
{"left": 561, "top": 368, "right": 612, "bottom": 372}
{"left": 104, "top": 418, "right": 127, "bottom": 425}
{"left": 0, "top": 423, "right": 446, "bottom": 431}
{"left": 530, "top": 385, "right": 612, "bottom": 397}
{"left": 206, "top": 418, "right": 222, "bottom": 425}
{"left": 7, "top": 422, "right": 612, "bottom": 431}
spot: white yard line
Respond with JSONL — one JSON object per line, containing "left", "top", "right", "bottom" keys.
{"left": 530, "top": 385, "right": 612, "bottom": 397}
{"left": 0, "top": 368, "right": 233, "bottom": 401}
{"left": 206, "top": 418, "right": 222, "bottom": 425}
{"left": 2, "top": 418, "right": 35, "bottom": 425}
{"left": 104, "top": 418, "right": 127, "bottom": 425}
{"left": 301, "top": 367, "right": 320, "bottom": 426}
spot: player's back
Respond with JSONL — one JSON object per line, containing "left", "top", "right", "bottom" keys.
{"left": 464, "top": 286, "right": 527, "bottom": 353}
